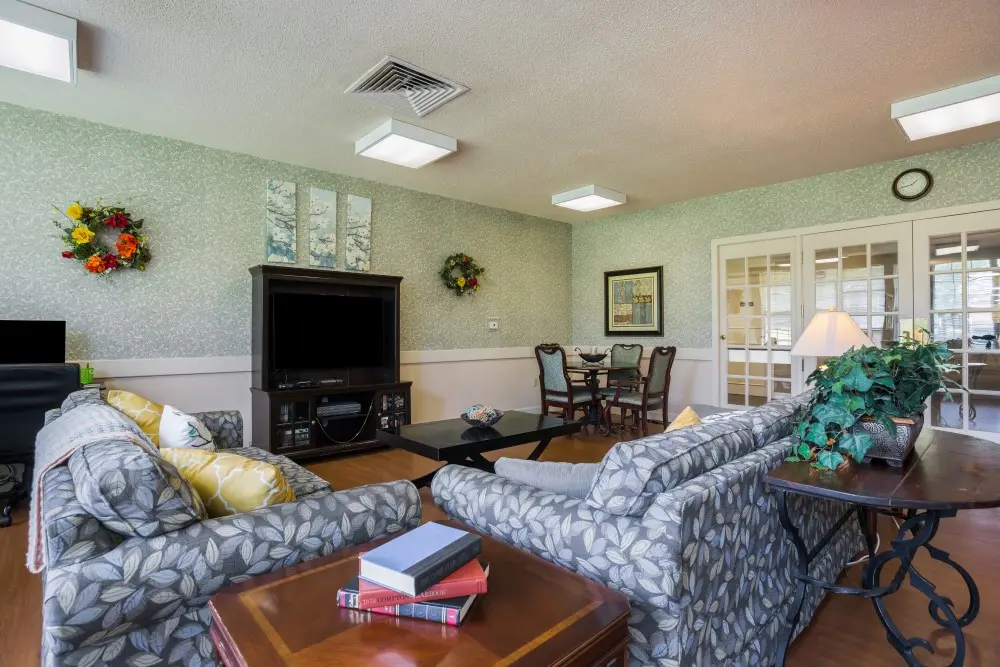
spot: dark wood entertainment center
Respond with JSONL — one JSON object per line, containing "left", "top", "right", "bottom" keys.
{"left": 250, "top": 265, "right": 411, "bottom": 461}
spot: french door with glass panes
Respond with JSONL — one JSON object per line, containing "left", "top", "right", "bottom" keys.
{"left": 915, "top": 210, "right": 1000, "bottom": 437}
{"left": 719, "top": 238, "right": 798, "bottom": 409}
{"left": 801, "top": 223, "right": 914, "bottom": 376}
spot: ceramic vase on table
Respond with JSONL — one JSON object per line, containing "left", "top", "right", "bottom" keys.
{"left": 857, "top": 413, "right": 924, "bottom": 468}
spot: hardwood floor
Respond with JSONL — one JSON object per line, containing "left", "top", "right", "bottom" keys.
{"left": 2, "top": 429, "right": 998, "bottom": 666}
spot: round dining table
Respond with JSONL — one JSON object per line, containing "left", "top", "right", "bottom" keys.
{"left": 565, "top": 360, "right": 640, "bottom": 428}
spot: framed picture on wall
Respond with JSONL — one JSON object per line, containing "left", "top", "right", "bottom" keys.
{"left": 604, "top": 266, "right": 663, "bottom": 336}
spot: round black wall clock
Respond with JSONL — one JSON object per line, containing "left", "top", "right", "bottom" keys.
{"left": 892, "top": 168, "right": 933, "bottom": 201}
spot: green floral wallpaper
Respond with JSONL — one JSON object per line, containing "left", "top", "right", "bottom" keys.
{"left": 573, "top": 139, "right": 1000, "bottom": 349}
{"left": 0, "top": 102, "right": 571, "bottom": 359}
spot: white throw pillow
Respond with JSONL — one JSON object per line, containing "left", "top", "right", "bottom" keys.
{"left": 158, "top": 405, "right": 216, "bottom": 451}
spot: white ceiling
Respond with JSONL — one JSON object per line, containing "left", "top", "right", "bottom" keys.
{"left": 4, "top": 1, "right": 1000, "bottom": 223}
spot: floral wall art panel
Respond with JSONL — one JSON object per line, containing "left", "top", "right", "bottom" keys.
{"left": 309, "top": 187, "right": 337, "bottom": 268}
{"left": 345, "top": 194, "right": 372, "bottom": 271}
{"left": 266, "top": 179, "right": 296, "bottom": 263}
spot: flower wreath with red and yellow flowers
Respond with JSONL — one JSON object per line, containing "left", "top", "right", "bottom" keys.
{"left": 439, "top": 252, "right": 485, "bottom": 296}
{"left": 54, "top": 200, "right": 151, "bottom": 275}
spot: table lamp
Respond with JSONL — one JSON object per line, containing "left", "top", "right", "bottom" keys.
{"left": 791, "top": 309, "right": 874, "bottom": 358}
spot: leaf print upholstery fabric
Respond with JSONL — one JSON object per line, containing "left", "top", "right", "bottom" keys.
{"left": 741, "top": 393, "right": 811, "bottom": 448}
{"left": 433, "top": 437, "right": 863, "bottom": 667}
{"left": 41, "top": 479, "right": 421, "bottom": 666}
{"left": 585, "top": 415, "right": 757, "bottom": 516}
{"left": 43, "top": 466, "right": 122, "bottom": 568}
{"left": 191, "top": 411, "right": 243, "bottom": 450}
{"left": 68, "top": 440, "right": 207, "bottom": 538}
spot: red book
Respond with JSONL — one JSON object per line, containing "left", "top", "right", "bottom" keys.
{"left": 356, "top": 557, "right": 489, "bottom": 610}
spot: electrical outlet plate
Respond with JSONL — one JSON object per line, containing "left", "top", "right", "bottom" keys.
{"left": 487, "top": 318, "right": 501, "bottom": 331}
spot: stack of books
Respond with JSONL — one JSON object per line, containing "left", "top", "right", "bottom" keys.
{"left": 337, "top": 522, "right": 487, "bottom": 626}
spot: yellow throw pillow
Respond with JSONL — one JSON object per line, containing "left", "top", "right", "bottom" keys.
{"left": 160, "top": 449, "right": 296, "bottom": 517}
{"left": 107, "top": 390, "right": 164, "bottom": 446}
{"left": 666, "top": 406, "right": 702, "bottom": 432}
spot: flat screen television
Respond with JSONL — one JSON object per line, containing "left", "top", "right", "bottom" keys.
{"left": 0, "top": 320, "right": 66, "bottom": 364}
{"left": 270, "top": 293, "right": 385, "bottom": 370}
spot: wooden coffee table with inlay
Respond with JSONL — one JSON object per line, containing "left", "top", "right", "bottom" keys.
{"left": 208, "top": 520, "right": 631, "bottom": 667}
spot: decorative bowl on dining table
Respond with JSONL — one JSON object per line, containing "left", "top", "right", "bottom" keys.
{"left": 574, "top": 347, "right": 609, "bottom": 364}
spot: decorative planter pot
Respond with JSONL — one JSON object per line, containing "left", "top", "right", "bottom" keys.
{"left": 856, "top": 413, "right": 924, "bottom": 468}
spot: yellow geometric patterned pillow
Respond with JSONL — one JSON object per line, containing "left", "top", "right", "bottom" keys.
{"left": 666, "top": 406, "right": 702, "bottom": 432}
{"left": 159, "top": 449, "right": 296, "bottom": 518}
{"left": 106, "top": 390, "right": 165, "bottom": 446}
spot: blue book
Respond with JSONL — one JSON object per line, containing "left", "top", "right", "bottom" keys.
{"left": 359, "top": 522, "right": 482, "bottom": 596}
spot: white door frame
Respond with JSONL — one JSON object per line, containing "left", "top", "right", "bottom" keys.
{"left": 710, "top": 199, "right": 1000, "bottom": 405}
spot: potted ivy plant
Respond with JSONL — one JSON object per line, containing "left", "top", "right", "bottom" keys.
{"left": 789, "top": 332, "right": 962, "bottom": 470}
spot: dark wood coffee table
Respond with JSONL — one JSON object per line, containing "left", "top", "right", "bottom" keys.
{"left": 209, "top": 520, "right": 631, "bottom": 667}
{"left": 766, "top": 428, "right": 1000, "bottom": 667}
{"left": 376, "top": 411, "right": 582, "bottom": 487}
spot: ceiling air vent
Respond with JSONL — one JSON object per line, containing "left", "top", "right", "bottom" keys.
{"left": 345, "top": 56, "right": 469, "bottom": 118}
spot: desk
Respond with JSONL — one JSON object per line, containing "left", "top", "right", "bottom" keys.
{"left": 766, "top": 428, "right": 1000, "bottom": 666}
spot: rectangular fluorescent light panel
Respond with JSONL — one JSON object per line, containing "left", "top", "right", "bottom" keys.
{"left": 552, "top": 185, "right": 626, "bottom": 212}
{"left": 892, "top": 74, "right": 1000, "bottom": 140}
{"left": 355, "top": 119, "right": 456, "bottom": 168}
{"left": 0, "top": 0, "right": 77, "bottom": 83}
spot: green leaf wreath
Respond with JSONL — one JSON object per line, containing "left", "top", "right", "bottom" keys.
{"left": 440, "top": 253, "right": 484, "bottom": 296}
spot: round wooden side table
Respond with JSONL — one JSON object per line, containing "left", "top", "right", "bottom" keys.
{"left": 765, "top": 427, "right": 1000, "bottom": 667}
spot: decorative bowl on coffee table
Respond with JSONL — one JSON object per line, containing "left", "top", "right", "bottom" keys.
{"left": 461, "top": 404, "right": 503, "bottom": 428}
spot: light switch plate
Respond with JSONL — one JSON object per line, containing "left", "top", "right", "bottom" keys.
{"left": 487, "top": 318, "right": 501, "bottom": 331}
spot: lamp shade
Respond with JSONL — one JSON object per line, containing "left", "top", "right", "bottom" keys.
{"left": 791, "top": 310, "right": 874, "bottom": 357}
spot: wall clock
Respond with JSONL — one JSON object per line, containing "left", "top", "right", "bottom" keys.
{"left": 892, "top": 168, "right": 933, "bottom": 201}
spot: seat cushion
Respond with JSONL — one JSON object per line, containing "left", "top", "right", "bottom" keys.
{"left": 585, "top": 414, "right": 756, "bottom": 517}
{"left": 69, "top": 439, "right": 206, "bottom": 537}
{"left": 237, "top": 446, "right": 332, "bottom": 496}
{"left": 545, "top": 387, "right": 593, "bottom": 404}
{"left": 160, "top": 448, "right": 296, "bottom": 517}
{"left": 494, "top": 458, "right": 599, "bottom": 499}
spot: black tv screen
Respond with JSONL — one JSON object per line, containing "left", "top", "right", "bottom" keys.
{"left": 0, "top": 320, "right": 66, "bottom": 364}
{"left": 271, "top": 293, "right": 384, "bottom": 370}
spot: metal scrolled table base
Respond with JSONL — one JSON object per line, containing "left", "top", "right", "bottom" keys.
{"left": 774, "top": 491, "right": 980, "bottom": 667}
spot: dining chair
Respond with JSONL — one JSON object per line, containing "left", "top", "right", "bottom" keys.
{"left": 535, "top": 344, "right": 594, "bottom": 420}
{"left": 603, "top": 346, "right": 677, "bottom": 436}
{"left": 598, "top": 343, "right": 643, "bottom": 399}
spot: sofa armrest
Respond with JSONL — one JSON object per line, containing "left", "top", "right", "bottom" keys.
{"left": 431, "top": 465, "right": 676, "bottom": 604}
{"left": 192, "top": 410, "right": 243, "bottom": 449}
{"left": 42, "top": 480, "right": 420, "bottom": 657}
{"left": 644, "top": 438, "right": 863, "bottom": 666}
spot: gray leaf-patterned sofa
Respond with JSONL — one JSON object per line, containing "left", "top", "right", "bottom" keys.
{"left": 40, "top": 409, "right": 421, "bottom": 667}
{"left": 432, "top": 395, "right": 864, "bottom": 667}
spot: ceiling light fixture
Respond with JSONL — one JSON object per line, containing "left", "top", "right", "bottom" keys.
{"left": 355, "top": 119, "right": 456, "bottom": 168}
{"left": 0, "top": 0, "right": 77, "bottom": 83}
{"left": 552, "top": 185, "right": 626, "bottom": 212}
{"left": 935, "top": 244, "right": 979, "bottom": 256}
{"left": 892, "top": 74, "right": 1000, "bottom": 140}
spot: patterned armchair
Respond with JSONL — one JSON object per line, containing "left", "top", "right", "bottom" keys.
{"left": 535, "top": 344, "right": 593, "bottom": 419}
{"left": 433, "top": 394, "right": 864, "bottom": 667}
{"left": 40, "top": 409, "right": 421, "bottom": 667}
{"left": 603, "top": 346, "right": 676, "bottom": 436}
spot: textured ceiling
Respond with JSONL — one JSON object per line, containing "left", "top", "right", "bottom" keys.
{"left": 3, "top": 1, "right": 1000, "bottom": 223}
